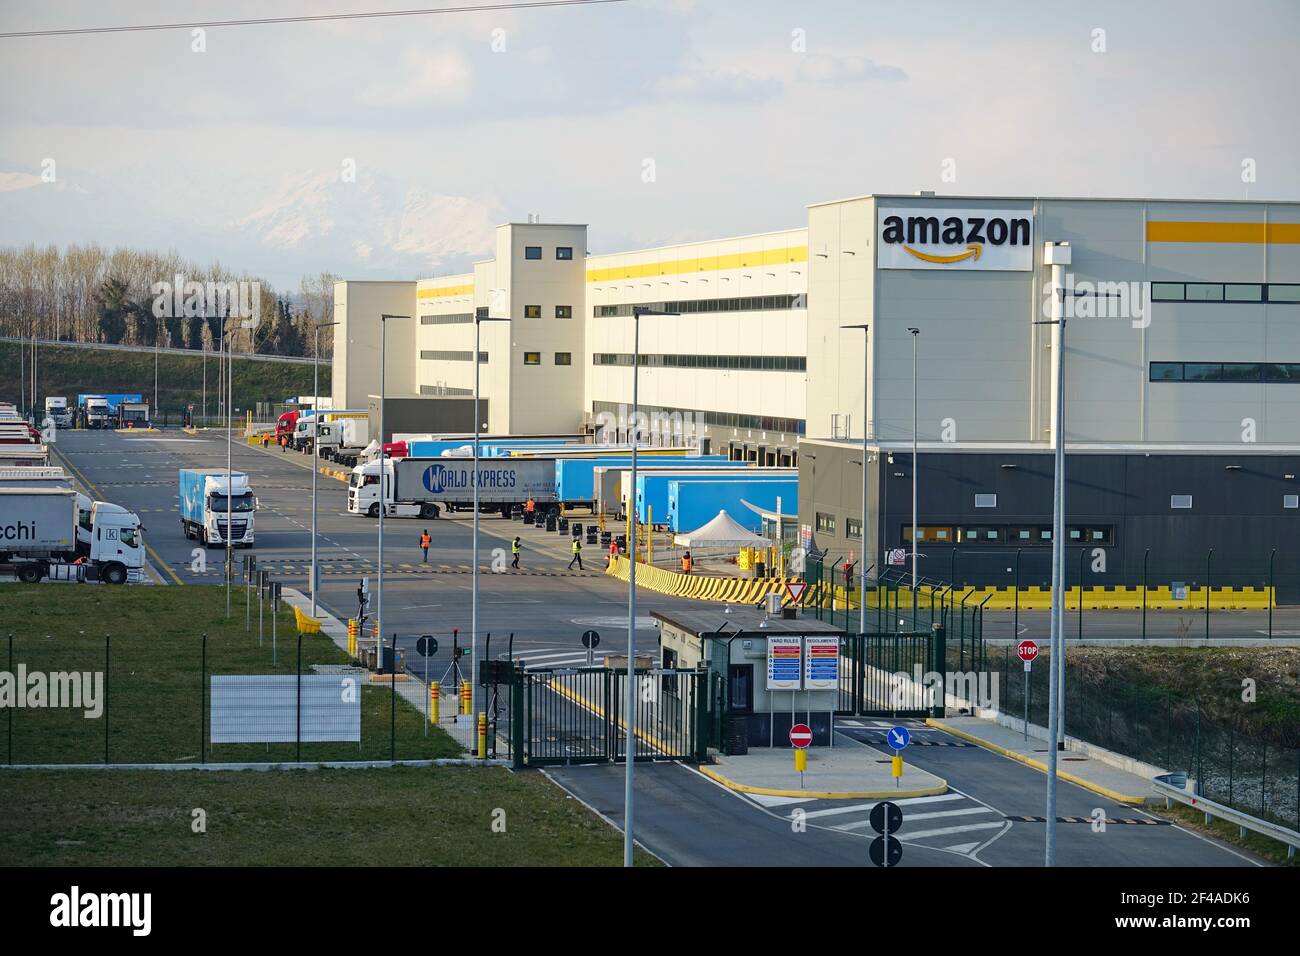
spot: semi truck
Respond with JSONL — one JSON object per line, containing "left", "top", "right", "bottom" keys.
{"left": 347, "top": 456, "right": 558, "bottom": 519}
{"left": 44, "top": 397, "right": 71, "bottom": 428}
{"left": 0, "top": 487, "right": 144, "bottom": 584}
{"left": 0, "top": 466, "right": 94, "bottom": 551}
{"left": 666, "top": 477, "right": 799, "bottom": 534}
{"left": 318, "top": 418, "right": 371, "bottom": 464}
{"left": 178, "top": 468, "right": 258, "bottom": 546}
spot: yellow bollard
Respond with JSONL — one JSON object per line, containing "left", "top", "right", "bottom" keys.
{"left": 459, "top": 680, "right": 472, "bottom": 716}
{"left": 430, "top": 681, "right": 440, "bottom": 724}
{"left": 477, "top": 711, "right": 487, "bottom": 758}
{"left": 892, "top": 755, "right": 903, "bottom": 782}
{"left": 794, "top": 749, "right": 807, "bottom": 773}
{"left": 347, "top": 618, "right": 358, "bottom": 657}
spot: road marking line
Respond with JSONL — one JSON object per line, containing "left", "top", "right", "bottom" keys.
{"left": 892, "top": 822, "right": 1005, "bottom": 840}
{"left": 799, "top": 792, "right": 966, "bottom": 820}
{"left": 897, "top": 807, "right": 997, "bottom": 822}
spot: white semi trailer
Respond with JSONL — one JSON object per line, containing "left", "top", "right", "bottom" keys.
{"left": 0, "top": 487, "right": 145, "bottom": 584}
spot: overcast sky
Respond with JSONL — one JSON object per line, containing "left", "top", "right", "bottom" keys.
{"left": 2, "top": 0, "right": 1297, "bottom": 289}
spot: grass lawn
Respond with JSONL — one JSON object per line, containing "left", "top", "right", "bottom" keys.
{"left": 0, "top": 766, "right": 658, "bottom": 866}
{"left": 0, "top": 583, "right": 461, "bottom": 764}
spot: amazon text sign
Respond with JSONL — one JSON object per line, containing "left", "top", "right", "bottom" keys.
{"left": 878, "top": 207, "right": 1034, "bottom": 271}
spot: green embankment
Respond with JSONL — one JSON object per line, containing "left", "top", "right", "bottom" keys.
{"left": 0, "top": 340, "right": 327, "bottom": 417}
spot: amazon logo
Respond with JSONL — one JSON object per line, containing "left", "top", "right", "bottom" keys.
{"left": 878, "top": 208, "right": 1034, "bottom": 271}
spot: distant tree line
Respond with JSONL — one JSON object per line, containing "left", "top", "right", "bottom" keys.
{"left": 0, "top": 243, "right": 338, "bottom": 358}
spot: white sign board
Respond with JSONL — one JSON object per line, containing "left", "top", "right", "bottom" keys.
{"left": 210, "top": 675, "right": 361, "bottom": 743}
{"left": 766, "top": 636, "right": 802, "bottom": 691}
{"left": 877, "top": 207, "right": 1034, "bottom": 271}
{"left": 803, "top": 636, "right": 840, "bottom": 691}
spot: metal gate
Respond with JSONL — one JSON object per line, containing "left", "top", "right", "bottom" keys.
{"left": 836, "top": 627, "right": 947, "bottom": 718}
{"left": 508, "top": 665, "right": 708, "bottom": 767}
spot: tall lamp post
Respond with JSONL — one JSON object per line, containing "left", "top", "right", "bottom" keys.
{"left": 840, "top": 323, "right": 869, "bottom": 635}
{"left": 223, "top": 314, "right": 236, "bottom": 616}
{"left": 311, "top": 320, "right": 340, "bottom": 616}
{"left": 1037, "top": 239, "right": 1072, "bottom": 866}
{"left": 908, "top": 327, "right": 920, "bottom": 617}
{"left": 471, "top": 308, "right": 510, "bottom": 720}
{"left": 377, "top": 314, "right": 410, "bottom": 673}
{"left": 625, "top": 305, "right": 677, "bottom": 866}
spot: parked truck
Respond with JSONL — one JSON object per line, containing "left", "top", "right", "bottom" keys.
{"left": 44, "top": 397, "right": 71, "bottom": 428}
{"left": 0, "top": 466, "right": 94, "bottom": 551}
{"left": 77, "top": 395, "right": 111, "bottom": 429}
{"left": 347, "top": 456, "right": 558, "bottom": 518}
{"left": 178, "top": 468, "right": 258, "bottom": 546}
{"left": 0, "top": 487, "right": 144, "bottom": 584}
{"left": 319, "top": 418, "right": 371, "bottom": 465}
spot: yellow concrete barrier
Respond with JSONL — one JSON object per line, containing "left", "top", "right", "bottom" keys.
{"left": 605, "top": 554, "right": 812, "bottom": 606}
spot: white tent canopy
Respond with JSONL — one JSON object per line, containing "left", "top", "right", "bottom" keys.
{"left": 673, "top": 509, "right": 772, "bottom": 548}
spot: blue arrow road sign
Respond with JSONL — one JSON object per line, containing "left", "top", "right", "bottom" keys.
{"left": 887, "top": 726, "right": 911, "bottom": 751}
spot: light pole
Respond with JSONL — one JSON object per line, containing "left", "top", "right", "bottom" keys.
{"left": 154, "top": 334, "right": 159, "bottom": 423}
{"left": 625, "top": 305, "right": 677, "bottom": 866}
{"left": 840, "top": 324, "right": 869, "bottom": 635}
{"left": 377, "top": 314, "right": 410, "bottom": 677}
{"left": 224, "top": 314, "right": 235, "bottom": 616}
{"left": 471, "top": 308, "right": 510, "bottom": 721}
{"left": 1037, "top": 239, "right": 1072, "bottom": 866}
{"left": 311, "top": 320, "right": 339, "bottom": 616}
{"left": 908, "top": 327, "right": 920, "bottom": 618}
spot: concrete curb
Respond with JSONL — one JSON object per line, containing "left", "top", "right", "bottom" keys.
{"left": 0, "top": 758, "right": 511, "bottom": 771}
{"left": 696, "top": 763, "right": 949, "bottom": 801}
{"left": 925, "top": 718, "right": 1151, "bottom": 806}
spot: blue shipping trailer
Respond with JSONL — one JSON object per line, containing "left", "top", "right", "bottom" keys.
{"left": 667, "top": 478, "right": 799, "bottom": 533}
{"left": 555, "top": 455, "right": 730, "bottom": 506}
{"left": 638, "top": 470, "right": 794, "bottom": 525}
{"left": 406, "top": 438, "right": 579, "bottom": 459}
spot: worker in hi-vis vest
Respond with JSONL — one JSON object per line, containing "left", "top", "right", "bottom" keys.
{"left": 568, "top": 536, "right": 584, "bottom": 571}
{"left": 525, "top": 497, "right": 535, "bottom": 516}
{"left": 419, "top": 529, "right": 431, "bottom": 562}
{"left": 511, "top": 536, "right": 522, "bottom": 570}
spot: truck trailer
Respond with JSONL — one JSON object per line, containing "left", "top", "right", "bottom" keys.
{"left": 636, "top": 468, "right": 796, "bottom": 525}
{"left": 178, "top": 468, "right": 258, "bottom": 546}
{"left": 0, "top": 487, "right": 144, "bottom": 584}
{"left": 347, "top": 456, "right": 558, "bottom": 518}
{"left": 666, "top": 477, "right": 799, "bottom": 534}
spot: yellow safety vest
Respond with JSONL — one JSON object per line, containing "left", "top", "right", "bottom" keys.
{"left": 512, "top": 540, "right": 521, "bottom": 554}
{"left": 572, "top": 539, "right": 581, "bottom": 553}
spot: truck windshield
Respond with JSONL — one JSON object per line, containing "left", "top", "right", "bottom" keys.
{"left": 208, "top": 493, "right": 255, "bottom": 513}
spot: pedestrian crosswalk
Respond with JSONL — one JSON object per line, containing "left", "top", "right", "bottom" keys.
{"left": 745, "top": 791, "right": 1009, "bottom": 857}
{"left": 509, "top": 647, "right": 606, "bottom": 671}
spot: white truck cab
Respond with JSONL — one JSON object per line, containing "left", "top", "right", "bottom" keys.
{"left": 347, "top": 459, "right": 437, "bottom": 518}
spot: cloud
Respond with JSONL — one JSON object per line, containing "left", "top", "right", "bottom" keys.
{"left": 357, "top": 49, "right": 473, "bottom": 107}
{"left": 796, "top": 53, "right": 908, "bottom": 85}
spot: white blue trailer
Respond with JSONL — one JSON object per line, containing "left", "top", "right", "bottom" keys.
{"left": 553, "top": 455, "right": 732, "bottom": 510}
{"left": 178, "top": 467, "right": 257, "bottom": 547}
{"left": 637, "top": 469, "right": 796, "bottom": 525}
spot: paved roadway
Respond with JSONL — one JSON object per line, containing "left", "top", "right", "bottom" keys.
{"left": 549, "top": 719, "right": 1263, "bottom": 868}
{"left": 45, "top": 428, "right": 1274, "bottom": 868}
{"left": 47, "top": 427, "right": 703, "bottom": 677}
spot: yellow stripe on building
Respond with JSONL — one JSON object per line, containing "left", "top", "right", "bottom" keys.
{"left": 416, "top": 283, "right": 474, "bottom": 299}
{"left": 1146, "top": 221, "right": 1300, "bottom": 244}
{"left": 586, "top": 245, "right": 808, "bottom": 283}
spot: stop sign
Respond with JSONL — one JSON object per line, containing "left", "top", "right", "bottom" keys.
{"left": 1016, "top": 640, "right": 1039, "bottom": 664}
{"left": 789, "top": 723, "right": 813, "bottom": 749}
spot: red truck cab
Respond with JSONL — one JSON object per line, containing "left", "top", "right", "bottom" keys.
{"left": 275, "top": 410, "right": 300, "bottom": 444}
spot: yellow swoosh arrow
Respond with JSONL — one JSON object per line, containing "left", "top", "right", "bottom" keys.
{"left": 903, "top": 243, "right": 982, "bottom": 264}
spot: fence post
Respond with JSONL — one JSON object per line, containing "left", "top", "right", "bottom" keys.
{"left": 1194, "top": 701, "right": 1202, "bottom": 796}
{"left": 1261, "top": 743, "right": 1268, "bottom": 816}
{"left": 1078, "top": 547, "right": 1085, "bottom": 643}
{"left": 6, "top": 633, "right": 11, "bottom": 765}
{"left": 1013, "top": 549, "right": 1021, "bottom": 642}
{"left": 390, "top": 632, "right": 397, "bottom": 762}
{"left": 512, "top": 665, "right": 525, "bottom": 770}
{"left": 201, "top": 633, "right": 207, "bottom": 764}
{"left": 1205, "top": 548, "right": 1213, "bottom": 643}
{"left": 1228, "top": 719, "right": 1234, "bottom": 805}
{"left": 104, "top": 634, "right": 110, "bottom": 764}
{"left": 1142, "top": 548, "right": 1149, "bottom": 641}
{"left": 931, "top": 625, "right": 945, "bottom": 719}
{"left": 296, "top": 631, "right": 302, "bottom": 763}
{"left": 1268, "top": 548, "right": 1276, "bottom": 640}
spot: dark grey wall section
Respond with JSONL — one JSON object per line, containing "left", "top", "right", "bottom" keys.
{"left": 800, "top": 443, "right": 1300, "bottom": 601}
{"left": 366, "top": 396, "right": 481, "bottom": 443}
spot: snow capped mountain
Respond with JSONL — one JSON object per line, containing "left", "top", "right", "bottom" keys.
{"left": 236, "top": 171, "right": 498, "bottom": 277}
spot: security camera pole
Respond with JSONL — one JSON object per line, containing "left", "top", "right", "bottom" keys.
{"left": 472, "top": 308, "right": 510, "bottom": 719}
{"left": 311, "top": 320, "right": 340, "bottom": 616}
{"left": 840, "top": 323, "right": 869, "bottom": 635}
{"left": 378, "top": 314, "right": 409, "bottom": 673}
{"left": 625, "top": 305, "right": 677, "bottom": 866}
{"left": 908, "top": 327, "right": 920, "bottom": 618}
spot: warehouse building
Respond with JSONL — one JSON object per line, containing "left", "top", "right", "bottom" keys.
{"left": 330, "top": 194, "right": 1300, "bottom": 597}
{"left": 800, "top": 195, "right": 1300, "bottom": 600}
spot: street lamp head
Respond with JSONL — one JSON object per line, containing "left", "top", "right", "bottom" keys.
{"left": 840, "top": 323, "right": 869, "bottom": 332}
{"left": 315, "top": 320, "right": 340, "bottom": 329}
{"left": 907, "top": 327, "right": 920, "bottom": 336}
{"left": 633, "top": 306, "right": 680, "bottom": 318}
{"left": 380, "top": 313, "right": 410, "bottom": 322}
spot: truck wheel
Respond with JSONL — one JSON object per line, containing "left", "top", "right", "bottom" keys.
{"left": 16, "top": 563, "right": 42, "bottom": 584}
{"left": 368, "top": 503, "right": 380, "bottom": 517}
{"left": 102, "top": 563, "right": 128, "bottom": 585}
{"left": 420, "top": 502, "right": 440, "bottom": 520}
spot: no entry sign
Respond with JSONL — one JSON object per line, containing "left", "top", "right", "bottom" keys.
{"left": 1016, "top": 640, "right": 1039, "bottom": 665}
{"left": 789, "top": 723, "right": 813, "bottom": 749}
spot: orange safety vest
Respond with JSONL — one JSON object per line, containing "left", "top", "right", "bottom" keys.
{"left": 681, "top": 555, "right": 692, "bottom": 572}
{"left": 525, "top": 498, "right": 535, "bottom": 513}
{"left": 419, "top": 533, "right": 431, "bottom": 548}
